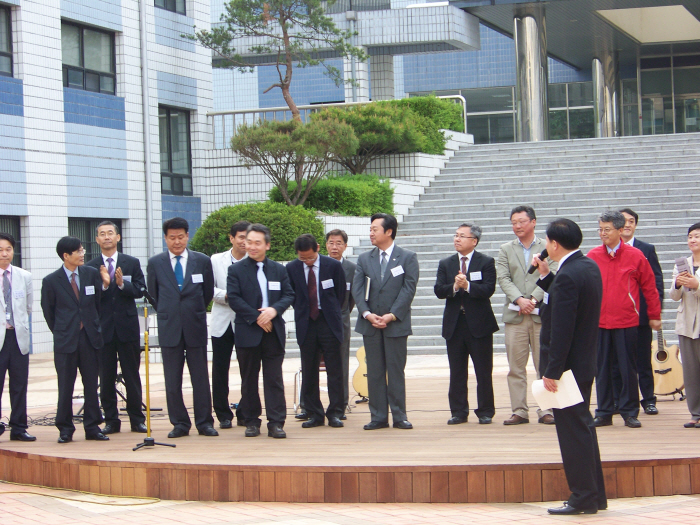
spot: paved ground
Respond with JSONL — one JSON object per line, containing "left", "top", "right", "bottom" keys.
{"left": 1, "top": 480, "right": 698, "bottom": 524}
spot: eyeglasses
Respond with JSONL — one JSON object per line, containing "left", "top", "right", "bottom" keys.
{"left": 597, "top": 228, "right": 616, "bottom": 234}
{"left": 510, "top": 219, "right": 532, "bottom": 226}
{"left": 454, "top": 234, "right": 477, "bottom": 240}
{"left": 73, "top": 249, "right": 86, "bottom": 255}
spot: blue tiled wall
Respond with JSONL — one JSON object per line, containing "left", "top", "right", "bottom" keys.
{"left": 64, "top": 88, "right": 126, "bottom": 130}
{"left": 162, "top": 195, "right": 203, "bottom": 249}
{"left": 61, "top": 0, "right": 122, "bottom": 32}
{"left": 154, "top": 7, "right": 196, "bottom": 52}
{"left": 157, "top": 71, "right": 198, "bottom": 110}
{"left": 0, "top": 77, "right": 27, "bottom": 215}
{"left": 258, "top": 59, "right": 346, "bottom": 108}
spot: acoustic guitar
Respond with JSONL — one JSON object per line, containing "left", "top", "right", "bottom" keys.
{"left": 352, "top": 345, "right": 369, "bottom": 400}
{"left": 652, "top": 329, "right": 684, "bottom": 396}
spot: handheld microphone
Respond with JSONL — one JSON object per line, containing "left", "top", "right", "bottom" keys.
{"left": 140, "top": 286, "right": 157, "bottom": 311}
{"left": 527, "top": 248, "right": 548, "bottom": 275}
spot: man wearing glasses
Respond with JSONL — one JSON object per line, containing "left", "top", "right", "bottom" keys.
{"left": 588, "top": 211, "right": 661, "bottom": 429}
{"left": 434, "top": 223, "right": 499, "bottom": 425}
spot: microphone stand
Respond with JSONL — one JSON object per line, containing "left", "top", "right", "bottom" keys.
{"left": 134, "top": 289, "right": 175, "bottom": 451}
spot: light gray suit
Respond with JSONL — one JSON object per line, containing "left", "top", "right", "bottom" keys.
{"left": 352, "top": 245, "right": 419, "bottom": 423}
{"left": 340, "top": 257, "right": 356, "bottom": 408}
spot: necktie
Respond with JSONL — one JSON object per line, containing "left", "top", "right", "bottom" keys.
{"left": 461, "top": 256, "right": 467, "bottom": 275}
{"left": 257, "top": 262, "right": 269, "bottom": 308}
{"left": 3, "top": 270, "right": 13, "bottom": 329}
{"left": 174, "top": 255, "right": 184, "bottom": 290}
{"left": 107, "top": 257, "right": 115, "bottom": 281}
{"left": 70, "top": 272, "right": 80, "bottom": 300}
{"left": 380, "top": 251, "right": 387, "bottom": 280}
{"left": 308, "top": 264, "right": 319, "bottom": 320}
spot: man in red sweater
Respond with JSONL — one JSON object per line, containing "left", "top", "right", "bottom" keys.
{"left": 588, "top": 211, "right": 661, "bottom": 429}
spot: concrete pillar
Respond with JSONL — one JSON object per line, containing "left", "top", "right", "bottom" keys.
{"left": 370, "top": 54, "right": 395, "bottom": 101}
{"left": 514, "top": 5, "right": 548, "bottom": 142}
{"left": 344, "top": 48, "right": 369, "bottom": 102}
{"left": 592, "top": 51, "right": 619, "bottom": 138}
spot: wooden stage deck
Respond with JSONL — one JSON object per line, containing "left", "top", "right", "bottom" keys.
{"left": 1, "top": 354, "right": 699, "bottom": 503}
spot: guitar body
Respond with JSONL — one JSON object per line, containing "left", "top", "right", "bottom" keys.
{"left": 352, "top": 345, "right": 369, "bottom": 398}
{"left": 652, "top": 330, "right": 684, "bottom": 396}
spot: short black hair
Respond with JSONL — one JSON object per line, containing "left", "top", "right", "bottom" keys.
{"left": 162, "top": 217, "right": 189, "bottom": 235}
{"left": 325, "top": 229, "right": 348, "bottom": 243}
{"left": 247, "top": 223, "right": 271, "bottom": 244}
{"left": 294, "top": 234, "right": 319, "bottom": 252}
{"left": 230, "top": 221, "right": 251, "bottom": 238}
{"left": 619, "top": 208, "right": 639, "bottom": 224}
{"left": 546, "top": 219, "right": 582, "bottom": 251}
{"left": 96, "top": 221, "right": 120, "bottom": 235}
{"left": 0, "top": 233, "right": 15, "bottom": 249}
{"left": 371, "top": 213, "right": 398, "bottom": 240}
{"left": 56, "top": 236, "right": 83, "bottom": 261}
{"left": 689, "top": 222, "right": 700, "bottom": 235}
{"left": 510, "top": 206, "right": 536, "bottom": 221}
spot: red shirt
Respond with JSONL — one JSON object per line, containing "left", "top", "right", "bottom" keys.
{"left": 587, "top": 242, "right": 661, "bottom": 329}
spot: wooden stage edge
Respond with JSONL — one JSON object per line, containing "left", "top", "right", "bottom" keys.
{"left": 2, "top": 449, "right": 700, "bottom": 503}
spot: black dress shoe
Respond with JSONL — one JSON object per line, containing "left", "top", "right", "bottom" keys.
{"left": 328, "top": 417, "right": 344, "bottom": 428}
{"left": 102, "top": 423, "right": 121, "bottom": 435}
{"left": 131, "top": 423, "right": 148, "bottom": 433}
{"left": 478, "top": 416, "right": 492, "bottom": 425}
{"left": 245, "top": 425, "right": 260, "bottom": 437}
{"left": 219, "top": 419, "right": 233, "bottom": 429}
{"left": 363, "top": 421, "right": 389, "bottom": 430}
{"left": 237, "top": 418, "right": 246, "bottom": 427}
{"left": 643, "top": 404, "right": 659, "bottom": 415}
{"left": 198, "top": 426, "right": 219, "bottom": 436}
{"left": 593, "top": 416, "right": 613, "bottom": 427}
{"left": 10, "top": 431, "right": 36, "bottom": 442}
{"left": 447, "top": 416, "right": 468, "bottom": 425}
{"left": 340, "top": 414, "right": 347, "bottom": 421}
{"left": 301, "top": 418, "right": 324, "bottom": 428}
{"left": 86, "top": 432, "right": 109, "bottom": 441}
{"left": 624, "top": 416, "right": 642, "bottom": 428}
{"left": 268, "top": 424, "right": 287, "bottom": 438}
{"left": 0, "top": 423, "right": 5, "bottom": 436}
{"left": 57, "top": 434, "right": 73, "bottom": 444}
{"left": 393, "top": 420, "right": 413, "bottom": 429}
{"left": 295, "top": 412, "right": 309, "bottom": 421}
{"left": 167, "top": 427, "right": 189, "bottom": 438}
{"left": 547, "top": 503, "right": 597, "bottom": 515}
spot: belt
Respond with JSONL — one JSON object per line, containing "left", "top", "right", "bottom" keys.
{"left": 5, "top": 326, "right": 13, "bottom": 330}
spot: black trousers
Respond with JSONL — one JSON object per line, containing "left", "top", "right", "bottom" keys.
{"left": 99, "top": 337, "right": 144, "bottom": 427}
{"left": 54, "top": 330, "right": 102, "bottom": 436}
{"left": 211, "top": 324, "right": 235, "bottom": 422}
{"left": 612, "top": 324, "right": 656, "bottom": 408}
{"left": 554, "top": 379, "right": 606, "bottom": 511}
{"left": 300, "top": 312, "right": 344, "bottom": 421}
{"left": 161, "top": 336, "right": 214, "bottom": 431}
{"left": 446, "top": 313, "right": 494, "bottom": 419}
{"left": 596, "top": 327, "right": 639, "bottom": 419}
{"left": 237, "top": 330, "right": 286, "bottom": 428}
{"left": 0, "top": 330, "right": 29, "bottom": 432}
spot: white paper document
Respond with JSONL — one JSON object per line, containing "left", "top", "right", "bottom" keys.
{"left": 507, "top": 303, "right": 539, "bottom": 315}
{"left": 531, "top": 370, "right": 583, "bottom": 410}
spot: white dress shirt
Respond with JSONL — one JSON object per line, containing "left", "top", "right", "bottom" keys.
{"left": 102, "top": 251, "right": 123, "bottom": 289}
{"left": 169, "top": 249, "right": 188, "bottom": 275}
{"left": 455, "top": 251, "right": 473, "bottom": 294}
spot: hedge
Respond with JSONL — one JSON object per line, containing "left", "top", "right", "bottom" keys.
{"left": 390, "top": 95, "right": 465, "bottom": 133}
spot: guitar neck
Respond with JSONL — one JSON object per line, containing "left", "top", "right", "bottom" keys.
{"left": 657, "top": 328, "right": 664, "bottom": 347}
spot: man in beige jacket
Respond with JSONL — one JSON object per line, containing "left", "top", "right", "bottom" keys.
{"left": 497, "top": 206, "right": 556, "bottom": 425}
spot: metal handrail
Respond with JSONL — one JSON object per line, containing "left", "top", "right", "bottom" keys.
{"left": 207, "top": 95, "right": 468, "bottom": 148}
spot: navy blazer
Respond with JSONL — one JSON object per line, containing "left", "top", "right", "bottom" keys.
{"left": 227, "top": 256, "right": 295, "bottom": 348}
{"left": 286, "top": 255, "right": 346, "bottom": 346}
{"left": 434, "top": 251, "right": 499, "bottom": 340}
{"left": 41, "top": 265, "right": 104, "bottom": 353}
{"left": 146, "top": 249, "right": 214, "bottom": 348}
{"left": 537, "top": 251, "right": 603, "bottom": 383}
{"left": 86, "top": 253, "right": 145, "bottom": 343}
{"left": 632, "top": 238, "right": 664, "bottom": 326}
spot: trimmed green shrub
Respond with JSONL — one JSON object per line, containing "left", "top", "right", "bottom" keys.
{"left": 189, "top": 202, "right": 325, "bottom": 261}
{"left": 269, "top": 173, "right": 393, "bottom": 216}
{"left": 390, "top": 95, "right": 465, "bottom": 132}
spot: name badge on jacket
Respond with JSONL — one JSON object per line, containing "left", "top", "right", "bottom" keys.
{"left": 346, "top": 282, "right": 351, "bottom": 291}
{"left": 123, "top": 275, "right": 132, "bottom": 282}
{"left": 13, "top": 290, "right": 25, "bottom": 299}
{"left": 391, "top": 265, "right": 404, "bottom": 277}
{"left": 470, "top": 271, "right": 482, "bottom": 281}
{"left": 321, "top": 279, "right": 334, "bottom": 289}
{"left": 85, "top": 286, "right": 95, "bottom": 295}
{"left": 192, "top": 274, "right": 204, "bottom": 283}
{"left": 543, "top": 292, "right": 549, "bottom": 304}
{"left": 269, "top": 281, "right": 281, "bottom": 291}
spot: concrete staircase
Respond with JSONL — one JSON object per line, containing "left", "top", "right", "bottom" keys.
{"left": 349, "top": 133, "right": 700, "bottom": 354}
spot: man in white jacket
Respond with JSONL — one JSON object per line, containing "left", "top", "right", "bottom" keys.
{"left": 210, "top": 221, "right": 250, "bottom": 429}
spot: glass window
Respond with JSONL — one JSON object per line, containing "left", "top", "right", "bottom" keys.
{"left": 61, "top": 22, "right": 115, "bottom": 95}
{"left": 465, "top": 87, "right": 513, "bottom": 113}
{"left": 569, "top": 109, "right": 595, "bottom": 139}
{"left": 159, "top": 106, "right": 192, "bottom": 196}
{"left": 0, "top": 7, "right": 12, "bottom": 77}
{"left": 567, "top": 82, "right": 593, "bottom": 107}
{"left": 68, "top": 219, "right": 123, "bottom": 263}
{"left": 548, "top": 84, "right": 567, "bottom": 109}
{"left": 155, "top": 0, "right": 186, "bottom": 15}
{"left": 622, "top": 79, "right": 638, "bottom": 105}
{"left": 0, "top": 216, "right": 21, "bottom": 266}
{"left": 549, "top": 110, "right": 568, "bottom": 140}
{"left": 641, "top": 70, "right": 672, "bottom": 96}
{"left": 674, "top": 67, "right": 700, "bottom": 96}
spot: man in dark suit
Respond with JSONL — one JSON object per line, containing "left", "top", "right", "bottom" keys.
{"left": 532, "top": 218, "right": 606, "bottom": 515}
{"left": 326, "top": 229, "right": 356, "bottom": 417}
{"left": 41, "top": 236, "right": 109, "bottom": 443}
{"left": 434, "top": 223, "right": 499, "bottom": 425}
{"left": 146, "top": 217, "right": 217, "bottom": 438}
{"left": 618, "top": 208, "right": 665, "bottom": 415}
{"left": 227, "top": 224, "right": 295, "bottom": 439}
{"left": 86, "top": 221, "right": 146, "bottom": 434}
{"left": 352, "top": 213, "right": 419, "bottom": 430}
{"left": 287, "top": 234, "right": 346, "bottom": 428}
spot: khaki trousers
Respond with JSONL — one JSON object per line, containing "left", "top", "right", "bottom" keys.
{"left": 505, "top": 316, "right": 552, "bottom": 419}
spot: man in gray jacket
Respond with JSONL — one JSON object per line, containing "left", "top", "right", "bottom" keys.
{"left": 352, "top": 214, "right": 419, "bottom": 430}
